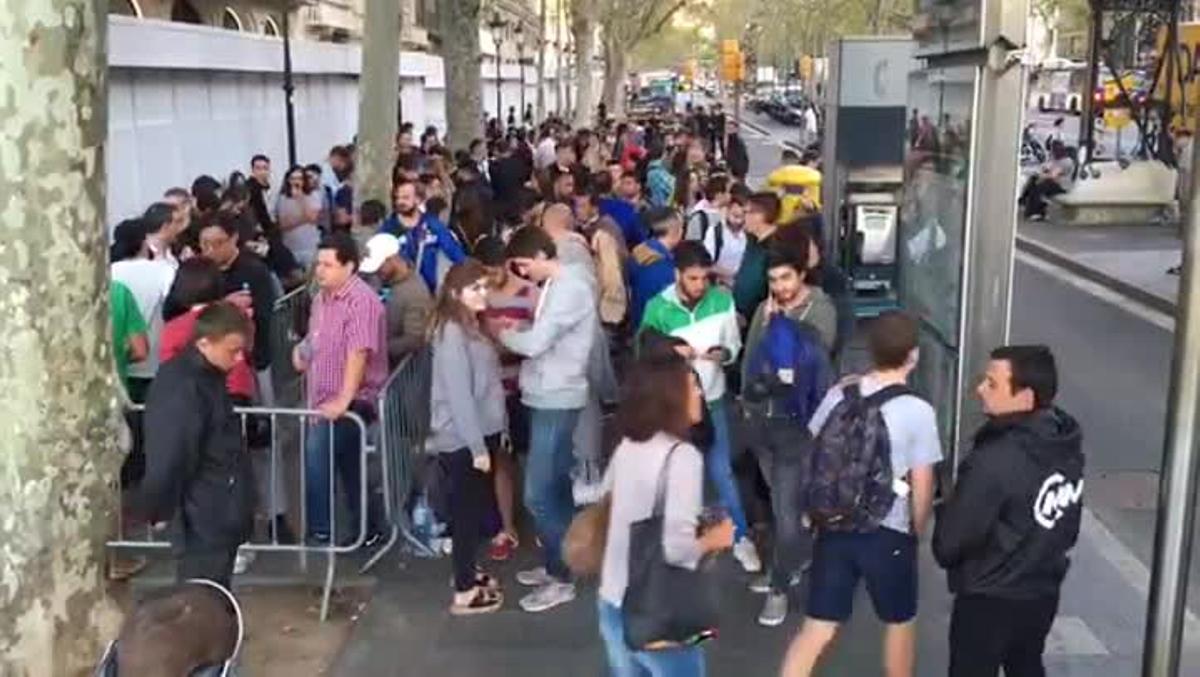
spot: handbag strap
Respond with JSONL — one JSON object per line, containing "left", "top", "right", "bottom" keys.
{"left": 651, "top": 442, "right": 683, "bottom": 518}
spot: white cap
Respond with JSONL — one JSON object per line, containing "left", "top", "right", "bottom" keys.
{"left": 359, "top": 233, "right": 401, "bottom": 274}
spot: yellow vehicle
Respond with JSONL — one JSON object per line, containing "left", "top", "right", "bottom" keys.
{"left": 766, "top": 164, "right": 822, "bottom": 223}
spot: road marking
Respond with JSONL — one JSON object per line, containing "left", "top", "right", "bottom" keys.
{"left": 1015, "top": 250, "right": 1174, "bottom": 332}
{"left": 1081, "top": 507, "right": 1200, "bottom": 637}
{"left": 1046, "top": 616, "right": 1110, "bottom": 656}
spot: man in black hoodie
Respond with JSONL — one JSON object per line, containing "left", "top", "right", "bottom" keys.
{"left": 933, "top": 345, "right": 1084, "bottom": 677}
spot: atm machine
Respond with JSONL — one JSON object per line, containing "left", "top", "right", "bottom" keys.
{"left": 821, "top": 37, "right": 917, "bottom": 317}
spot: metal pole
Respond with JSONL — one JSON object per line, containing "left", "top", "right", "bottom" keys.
{"left": 281, "top": 2, "right": 297, "bottom": 168}
{"left": 1079, "top": 5, "right": 1100, "bottom": 165}
{"left": 1142, "top": 106, "right": 1200, "bottom": 677}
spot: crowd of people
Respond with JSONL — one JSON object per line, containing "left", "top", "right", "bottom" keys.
{"left": 108, "top": 106, "right": 1085, "bottom": 677}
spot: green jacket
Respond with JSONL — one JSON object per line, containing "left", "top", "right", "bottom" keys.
{"left": 639, "top": 284, "right": 741, "bottom": 402}
{"left": 733, "top": 233, "right": 770, "bottom": 319}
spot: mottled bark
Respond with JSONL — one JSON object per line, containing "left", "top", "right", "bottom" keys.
{"left": 436, "top": 0, "right": 483, "bottom": 150}
{"left": 356, "top": 0, "right": 400, "bottom": 208}
{"left": 0, "top": 2, "right": 122, "bottom": 676}
{"left": 570, "top": 0, "right": 596, "bottom": 129}
{"left": 602, "top": 34, "right": 627, "bottom": 121}
{"left": 536, "top": 0, "right": 547, "bottom": 122}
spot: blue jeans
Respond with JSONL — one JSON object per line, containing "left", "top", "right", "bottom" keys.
{"left": 304, "top": 406, "right": 378, "bottom": 541}
{"left": 525, "top": 407, "right": 581, "bottom": 580}
{"left": 707, "top": 398, "right": 749, "bottom": 539}
{"left": 598, "top": 599, "right": 706, "bottom": 677}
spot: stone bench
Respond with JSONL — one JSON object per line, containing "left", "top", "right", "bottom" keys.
{"left": 1047, "top": 160, "right": 1178, "bottom": 226}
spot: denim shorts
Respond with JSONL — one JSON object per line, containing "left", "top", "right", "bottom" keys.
{"left": 806, "top": 527, "right": 918, "bottom": 624}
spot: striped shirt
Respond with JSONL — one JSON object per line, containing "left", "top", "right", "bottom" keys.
{"left": 481, "top": 282, "right": 538, "bottom": 396}
{"left": 305, "top": 275, "right": 389, "bottom": 408}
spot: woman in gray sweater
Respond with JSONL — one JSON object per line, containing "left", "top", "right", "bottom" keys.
{"left": 427, "top": 259, "right": 507, "bottom": 615}
{"left": 599, "top": 355, "right": 735, "bottom": 675}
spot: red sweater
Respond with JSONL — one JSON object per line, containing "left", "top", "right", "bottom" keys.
{"left": 159, "top": 306, "right": 257, "bottom": 399}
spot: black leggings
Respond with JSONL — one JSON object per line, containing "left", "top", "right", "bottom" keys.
{"left": 441, "top": 438, "right": 499, "bottom": 592}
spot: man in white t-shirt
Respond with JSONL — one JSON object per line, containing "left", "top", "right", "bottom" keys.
{"left": 705, "top": 194, "right": 748, "bottom": 287}
{"left": 781, "top": 311, "right": 942, "bottom": 677}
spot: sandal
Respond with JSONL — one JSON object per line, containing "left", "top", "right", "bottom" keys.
{"left": 447, "top": 570, "right": 501, "bottom": 591}
{"left": 475, "top": 571, "right": 501, "bottom": 591}
{"left": 450, "top": 586, "right": 503, "bottom": 616}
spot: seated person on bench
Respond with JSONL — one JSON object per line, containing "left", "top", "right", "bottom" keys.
{"left": 1020, "top": 140, "right": 1075, "bottom": 221}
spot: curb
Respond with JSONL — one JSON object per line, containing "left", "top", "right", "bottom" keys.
{"left": 1015, "top": 235, "right": 1176, "bottom": 316}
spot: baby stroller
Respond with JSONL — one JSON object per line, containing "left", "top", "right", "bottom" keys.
{"left": 93, "top": 578, "right": 244, "bottom": 676}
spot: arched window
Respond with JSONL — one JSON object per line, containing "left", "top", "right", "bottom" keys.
{"left": 170, "top": 0, "right": 202, "bottom": 24}
{"left": 110, "top": 0, "right": 142, "bottom": 17}
{"left": 262, "top": 15, "right": 281, "bottom": 37}
{"left": 222, "top": 7, "right": 244, "bottom": 31}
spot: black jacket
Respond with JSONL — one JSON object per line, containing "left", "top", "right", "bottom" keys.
{"left": 139, "top": 347, "right": 256, "bottom": 549}
{"left": 933, "top": 407, "right": 1084, "bottom": 600}
{"left": 726, "top": 133, "right": 749, "bottom": 179}
{"left": 220, "top": 251, "right": 278, "bottom": 371}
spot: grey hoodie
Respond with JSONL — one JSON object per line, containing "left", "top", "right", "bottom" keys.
{"left": 500, "top": 263, "right": 597, "bottom": 410}
{"left": 428, "top": 321, "right": 507, "bottom": 459}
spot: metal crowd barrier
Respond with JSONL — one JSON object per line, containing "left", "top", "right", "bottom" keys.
{"left": 108, "top": 406, "right": 371, "bottom": 622}
{"left": 361, "top": 348, "right": 435, "bottom": 570}
{"left": 269, "top": 284, "right": 312, "bottom": 407}
{"left": 108, "top": 351, "right": 435, "bottom": 622}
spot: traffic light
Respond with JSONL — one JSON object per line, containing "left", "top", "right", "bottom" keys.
{"left": 720, "top": 39, "right": 744, "bottom": 83}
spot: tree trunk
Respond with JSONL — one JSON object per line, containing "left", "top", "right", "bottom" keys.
{"left": 602, "top": 34, "right": 627, "bottom": 121}
{"left": 356, "top": 0, "right": 400, "bottom": 209}
{"left": 536, "top": 0, "right": 547, "bottom": 122}
{"left": 0, "top": 2, "right": 123, "bottom": 675}
{"left": 571, "top": 1, "right": 596, "bottom": 128}
{"left": 437, "top": 0, "right": 483, "bottom": 150}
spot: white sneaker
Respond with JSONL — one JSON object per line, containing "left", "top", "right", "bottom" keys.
{"left": 733, "top": 538, "right": 762, "bottom": 573}
{"left": 233, "top": 549, "right": 256, "bottom": 576}
{"left": 519, "top": 581, "right": 576, "bottom": 613}
{"left": 758, "top": 592, "right": 788, "bottom": 627}
{"left": 749, "top": 573, "right": 772, "bottom": 594}
{"left": 516, "top": 566, "right": 554, "bottom": 587}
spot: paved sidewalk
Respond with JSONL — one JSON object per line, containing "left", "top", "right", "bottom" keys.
{"left": 1016, "top": 220, "right": 1180, "bottom": 314}
{"left": 330, "top": 507, "right": 1200, "bottom": 676}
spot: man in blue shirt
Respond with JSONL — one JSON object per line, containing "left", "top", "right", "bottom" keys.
{"left": 380, "top": 178, "right": 466, "bottom": 292}
{"left": 628, "top": 206, "right": 683, "bottom": 327}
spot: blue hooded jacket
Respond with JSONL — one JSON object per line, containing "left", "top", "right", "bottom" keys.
{"left": 599, "top": 197, "right": 646, "bottom": 248}
{"left": 379, "top": 211, "right": 467, "bottom": 293}
{"left": 628, "top": 238, "right": 675, "bottom": 327}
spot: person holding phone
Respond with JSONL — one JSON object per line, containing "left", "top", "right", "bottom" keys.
{"left": 638, "top": 241, "right": 761, "bottom": 575}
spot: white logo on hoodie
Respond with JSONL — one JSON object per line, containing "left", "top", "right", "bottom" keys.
{"left": 1033, "top": 473, "right": 1084, "bottom": 530}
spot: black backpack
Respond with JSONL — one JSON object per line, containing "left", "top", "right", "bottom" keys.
{"left": 806, "top": 383, "right": 914, "bottom": 532}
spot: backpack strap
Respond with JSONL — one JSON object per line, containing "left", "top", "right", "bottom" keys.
{"left": 863, "top": 384, "right": 915, "bottom": 408}
{"left": 713, "top": 220, "right": 724, "bottom": 262}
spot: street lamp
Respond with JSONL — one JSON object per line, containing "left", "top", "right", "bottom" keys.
{"left": 277, "top": 0, "right": 299, "bottom": 168}
{"left": 514, "top": 23, "right": 526, "bottom": 129}
{"left": 487, "top": 11, "right": 509, "bottom": 127}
